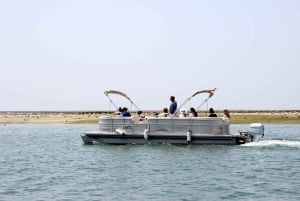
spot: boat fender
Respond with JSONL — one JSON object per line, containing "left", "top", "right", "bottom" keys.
{"left": 115, "top": 128, "right": 125, "bottom": 135}
{"left": 144, "top": 129, "right": 149, "bottom": 140}
{"left": 187, "top": 131, "right": 192, "bottom": 142}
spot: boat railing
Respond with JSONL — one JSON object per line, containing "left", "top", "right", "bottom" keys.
{"left": 98, "top": 116, "right": 229, "bottom": 135}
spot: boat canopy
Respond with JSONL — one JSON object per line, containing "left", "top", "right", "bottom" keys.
{"left": 177, "top": 88, "right": 217, "bottom": 113}
{"left": 104, "top": 90, "right": 130, "bottom": 100}
{"left": 104, "top": 89, "right": 140, "bottom": 111}
{"left": 190, "top": 89, "right": 215, "bottom": 98}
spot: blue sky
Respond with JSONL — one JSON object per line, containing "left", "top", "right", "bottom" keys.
{"left": 1, "top": 0, "right": 299, "bottom": 111}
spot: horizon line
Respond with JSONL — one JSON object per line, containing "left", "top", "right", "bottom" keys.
{"left": 0, "top": 109, "right": 300, "bottom": 113}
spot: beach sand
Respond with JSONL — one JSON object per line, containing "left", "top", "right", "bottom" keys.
{"left": 0, "top": 112, "right": 100, "bottom": 124}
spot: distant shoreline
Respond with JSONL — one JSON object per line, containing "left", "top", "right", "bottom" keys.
{"left": 0, "top": 109, "right": 300, "bottom": 113}
{"left": 1, "top": 110, "right": 300, "bottom": 124}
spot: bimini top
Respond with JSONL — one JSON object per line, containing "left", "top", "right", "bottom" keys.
{"left": 177, "top": 88, "right": 217, "bottom": 113}
{"left": 104, "top": 90, "right": 130, "bottom": 100}
{"left": 190, "top": 89, "right": 215, "bottom": 98}
{"left": 104, "top": 89, "right": 140, "bottom": 111}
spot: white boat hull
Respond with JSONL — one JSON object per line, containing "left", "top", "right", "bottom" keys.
{"left": 81, "top": 117, "right": 264, "bottom": 145}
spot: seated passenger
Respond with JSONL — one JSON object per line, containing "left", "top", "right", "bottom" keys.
{"left": 133, "top": 110, "right": 146, "bottom": 123}
{"left": 137, "top": 110, "right": 145, "bottom": 119}
{"left": 179, "top": 109, "right": 187, "bottom": 117}
{"left": 208, "top": 107, "right": 217, "bottom": 117}
{"left": 114, "top": 106, "right": 123, "bottom": 115}
{"left": 121, "top": 107, "right": 131, "bottom": 117}
{"left": 189, "top": 107, "right": 198, "bottom": 117}
{"left": 223, "top": 109, "right": 230, "bottom": 120}
{"left": 158, "top": 108, "right": 169, "bottom": 117}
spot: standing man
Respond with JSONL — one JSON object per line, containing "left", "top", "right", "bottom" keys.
{"left": 169, "top": 96, "right": 177, "bottom": 115}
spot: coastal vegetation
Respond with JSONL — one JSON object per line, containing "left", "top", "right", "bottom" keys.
{"left": 0, "top": 111, "right": 299, "bottom": 124}
{"left": 229, "top": 113, "right": 300, "bottom": 124}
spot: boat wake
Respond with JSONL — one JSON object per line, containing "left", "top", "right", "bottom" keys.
{"left": 241, "top": 140, "right": 300, "bottom": 148}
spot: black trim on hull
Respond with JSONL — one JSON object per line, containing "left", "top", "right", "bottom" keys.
{"left": 81, "top": 133, "right": 250, "bottom": 145}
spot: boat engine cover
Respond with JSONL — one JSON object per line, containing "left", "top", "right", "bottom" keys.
{"left": 249, "top": 123, "right": 264, "bottom": 135}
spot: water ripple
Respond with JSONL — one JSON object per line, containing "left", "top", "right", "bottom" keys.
{"left": 0, "top": 124, "right": 300, "bottom": 201}
{"left": 242, "top": 140, "right": 300, "bottom": 148}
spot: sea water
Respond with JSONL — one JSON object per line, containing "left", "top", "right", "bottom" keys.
{"left": 0, "top": 124, "right": 299, "bottom": 201}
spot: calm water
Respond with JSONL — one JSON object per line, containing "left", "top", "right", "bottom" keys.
{"left": 0, "top": 124, "right": 300, "bottom": 201}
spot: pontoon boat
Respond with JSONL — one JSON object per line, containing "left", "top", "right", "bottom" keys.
{"left": 81, "top": 89, "right": 264, "bottom": 145}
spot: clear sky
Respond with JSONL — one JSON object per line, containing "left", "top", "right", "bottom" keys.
{"left": 1, "top": 0, "right": 299, "bottom": 111}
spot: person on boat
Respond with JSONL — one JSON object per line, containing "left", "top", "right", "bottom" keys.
{"left": 208, "top": 107, "right": 217, "bottom": 117}
{"left": 223, "top": 109, "right": 230, "bottom": 120}
{"left": 169, "top": 96, "right": 177, "bottom": 115}
{"left": 137, "top": 110, "right": 145, "bottom": 119}
{"left": 133, "top": 110, "right": 146, "bottom": 123}
{"left": 121, "top": 107, "right": 131, "bottom": 117}
{"left": 179, "top": 109, "right": 187, "bottom": 117}
{"left": 114, "top": 106, "right": 123, "bottom": 115}
{"left": 189, "top": 107, "right": 198, "bottom": 117}
{"left": 158, "top": 108, "right": 169, "bottom": 117}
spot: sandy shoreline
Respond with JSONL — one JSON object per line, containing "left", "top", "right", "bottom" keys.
{"left": 1, "top": 111, "right": 300, "bottom": 124}
{"left": 0, "top": 112, "right": 102, "bottom": 124}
